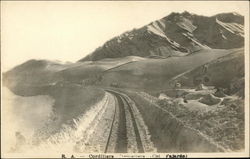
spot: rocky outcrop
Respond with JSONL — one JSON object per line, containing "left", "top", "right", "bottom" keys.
{"left": 199, "top": 94, "right": 222, "bottom": 105}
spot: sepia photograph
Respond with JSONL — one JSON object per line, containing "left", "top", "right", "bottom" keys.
{"left": 1, "top": 1, "right": 249, "bottom": 158}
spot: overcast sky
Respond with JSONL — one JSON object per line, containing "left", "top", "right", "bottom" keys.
{"left": 1, "top": 1, "right": 249, "bottom": 71}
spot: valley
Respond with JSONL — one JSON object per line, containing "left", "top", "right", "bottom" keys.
{"left": 2, "top": 11, "right": 246, "bottom": 155}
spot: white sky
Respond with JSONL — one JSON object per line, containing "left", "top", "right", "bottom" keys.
{"left": 1, "top": 1, "right": 249, "bottom": 71}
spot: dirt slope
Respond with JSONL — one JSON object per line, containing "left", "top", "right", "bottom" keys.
{"left": 100, "top": 48, "right": 243, "bottom": 90}
{"left": 170, "top": 48, "right": 244, "bottom": 93}
{"left": 2, "top": 56, "right": 145, "bottom": 95}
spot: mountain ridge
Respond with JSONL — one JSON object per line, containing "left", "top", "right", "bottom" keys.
{"left": 3, "top": 11, "right": 245, "bottom": 96}
{"left": 79, "top": 11, "right": 244, "bottom": 61}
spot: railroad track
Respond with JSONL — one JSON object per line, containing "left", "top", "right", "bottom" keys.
{"left": 104, "top": 93, "right": 117, "bottom": 153}
{"left": 105, "top": 90, "right": 144, "bottom": 153}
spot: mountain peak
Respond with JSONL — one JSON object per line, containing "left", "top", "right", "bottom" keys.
{"left": 165, "top": 11, "right": 192, "bottom": 19}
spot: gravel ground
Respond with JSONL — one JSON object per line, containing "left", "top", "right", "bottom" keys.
{"left": 82, "top": 92, "right": 116, "bottom": 153}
